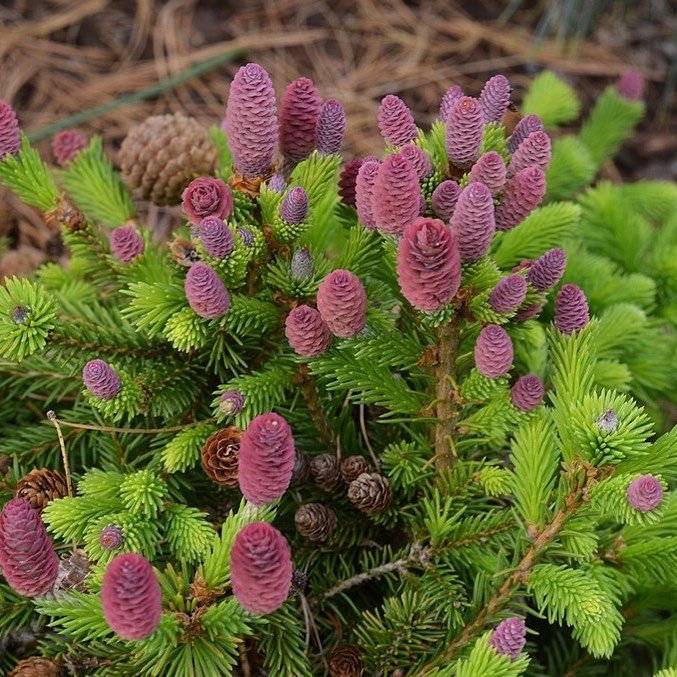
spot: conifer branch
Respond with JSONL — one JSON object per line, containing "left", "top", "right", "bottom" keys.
{"left": 294, "top": 363, "right": 336, "bottom": 450}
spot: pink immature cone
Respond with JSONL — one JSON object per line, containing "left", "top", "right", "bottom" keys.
{"left": 469, "top": 151, "right": 507, "bottom": 196}
{"left": 479, "top": 74, "right": 511, "bottom": 123}
{"left": 397, "top": 217, "right": 461, "bottom": 312}
{"left": 285, "top": 305, "right": 333, "bottom": 357}
{"left": 100, "top": 524, "right": 125, "bottom": 550}
{"left": 230, "top": 522, "right": 292, "bottom": 615}
{"left": 339, "top": 158, "right": 363, "bottom": 207}
{"left": 219, "top": 389, "right": 245, "bottom": 416}
{"left": 317, "top": 270, "right": 368, "bottom": 338}
{"left": 399, "top": 143, "right": 433, "bottom": 179}
{"left": 616, "top": 69, "right": 645, "bottom": 101}
{"left": 315, "top": 99, "right": 346, "bottom": 155}
{"left": 279, "top": 76, "right": 323, "bottom": 164}
{"left": 495, "top": 166, "right": 546, "bottom": 232}
{"left": 508, "top": 114, "right": 544, "bottom": 154}
{"left": 474, "top": 325, "right": 513, "bottom": 378}
{"left": 431, "top": 180, "right": 461, "bottom": 221}
{"left": 184, "top": 262, "right": 230, "bottom": 320}
{"left": 511, "top": 374, "right": 545, "bottom": 412}
{"left": 513, "top": 302, "right": 542, "bottom": 323}
{"left": 525, "top": 248, "right": 567, "bottom": 291}
{"left": 238, "top": 413, "right": 296, "bottom": 504}
{"left": 110, "top": 226, "right": 144, "bottom": 264}
{"left": 371, "top": 153, "right": 420, "bottom": 235}
{"left": 225, "top": 63, "right": 278, "bottom": 178}
{"left": 507, "top": 130, "right": 552, "bottom": 177}
{"left": 181, "top": 177, "right": 233, "bottom": 226}
{"left": 626, "top": 475, "right": 663, "bottom": 512}
{"left": 280, "top": 187, "right": 308, "bottom": 225}
{"left": 377, "top": 94, "right": 418, "bottom": 148}
{"left": 52, "top": 129, "right": 87, "bottom": 167}
{"left": 555, "top": 284, "right": 589, "bottom": 334}
{"left": 0, "top": 101, "right": 20, "bottom": 159}
{"left": 445, "top": 96, "right": 484, "bottom": 167}
{"left": 451, "top": 182, "right": 496, "bottom": 262}
{"left": 102, "top": 553, "right": 162, "bottom": 640}
{"left": 490, "top": 617, "right": 526, "bottom": 660}
{"left": 0, "top": 498, "right": 59, "bottom": 597}
{"left": 439, "top": 85, "right": 464, "bottom": 122}
{"left": 488, "top": 274, "right": 527, "bottom": 314}
{"left": 200, "top": 216, "right": 235, "bottom": 259}
{"left": 267, "top": 173, "right": 286, "bottom": 193}
{"left": 355, "top": 159, "right": 381, "bottom": 230}
{"left": 83, "top": 359, "right": 121, "bottom": 399}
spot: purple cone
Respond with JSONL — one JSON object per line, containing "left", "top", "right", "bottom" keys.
{"left": 555, "top": 284, "right": 589, "bottom": 334}
{"left": 451, "top": 182, "right": 496, "bottom": 262}
{"left": 399, "top": 143, "right": 433, "bottom": 179}
{"left": 267, "top": 174, "right": 286, "bottom": 193}
{"left": 280, "top": 187, "right": 309, "bottom": 225}
{"left": 526, "top": 248, "right": 567, "bottom": 291}
{"left": 479, "top": 75, "right": 511, "bottom": 123}
{"left": 377, "top": 95, "right": 418, "bottom": 148}
{"left": 100, "top": 524, "right": 125, "bottom": 550}
{"left": 474, "top": 325, "right": 513, "bottom": 378}
{"left": 511, "top": 375, "right": 544, "bottom": 412}
{"left": 317, "top": 270, "right": 367, "bottom": 338}
{"left": 110, "top": 226, "right": 144, "bottom": 264}
{"left": 83, "top": 359, "right": 121, "bottom": 399}
{"left": 431, "top": 180, "right": 461, "bottom": 221}
{"left": 491, "top": 617, "right": 526, "bottom": 660}
{"left": 445, "top": 96, "right": 484, "bottom": 167}
{"left": 184, "top": 262, "right": 230, "bottom": 320}
{"left": 508, "top": 130, "right": 552, "bottom": 177}
{"left": 339, "top": 158, "right": 363, "bottom": 207}
{"left": 315, "top": 99, "right": 346, "bottom": 155}
{"left": 626, "top": 475, "right": 663, "bottom": 512}
{"left": 279, "top": 77, "right": 323, "bottom": 163}
{"left": 439, "top": 85, "right": 464, "bottom": 122}
{"left": 488, "top": 274, "right": 527, "bottom": 313}
{"left": 509, "top": 114, "right": 544, "bottom": 154}
{"left": 513, "top": 302, "right": 542, "bottom": 322}
{"left": 225, "top": 63, "right": 278, "bottom": 178}
{"left": 371, "top": 153, "right": 421, "bottom": 235}
{"left": 0, "top": 101, "right": 20, "bottom": 159}
{"left": 52, "top": 129, "right": 87, "bottom": 167}
{"left": 285, "top": 305, "right": 333, "bottom": 357}
{"left": 469, "top": 151, "right": 506, "bottom": 196}
{"left": 495, "top": 167, "right": 546, "bottom": 231}
{"left": 237, "top": 228, "right": 254, "bottom": 247}
{"left": 355, "top": 159, "right": 381, "bottom": 230}
{"left": 219, "top": 389, "right": 245, "bottom": 415}
{"left": 616, "top": 69, "right": 645, "bottom": 101}
{"left": 200, "top": 216, "right": 234, "bottom": 259}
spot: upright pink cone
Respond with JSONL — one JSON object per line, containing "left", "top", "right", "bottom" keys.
{"left": 371, "top": 153, "right": 420, "bottom": 234}
{"left": 339, "top": 158, "right": 364, "bottom": 207}
{"left": 451, "top": 182, "right": 496, "bottom": 262}
{"left": 279, "top": 77, "right": 323, "bottom": 163}
{"left": 0, "top": 101, "right": 20, "bottom": 159}
{"left": 445, "top": 96, "right": 484, "bottom": 167}
{"left": 317, "top": 270, "right": 367, "bottom": 338}
{"left": 439, "top": 85, "right": 464, "bottom": 122}
{"left": 355, "top": 159, "right": 381, "bottom": 230}
{"left": 397, "top": 217, "right": 460, "bottom": 312}
{"left": 488, "top": 274, "right": 527, "bottom": 314}
{"left": 474, "top": 325, "right": 513, "bottom": 378}
{"left": 555, "top": 284, "right": 589, "bottom": 334}
{"left": 199, "top": 216, "right": 235, "bottom": 259}
{"left": 508, "top": 130, "right": 552, "bottom": 177}
{"left": 431, "top": 180, "right": 461, "bottom": 221}
{"left": 377, "top": 95, "right": 418, "bottom": 148}
{"left": 184, "top": 262, "right": 230, "bottom": 319}
{"left": 526, "top": 248, "right": 567, "bottom": 291}
{"left": 469, "top": 151, "right": 506, "bottom": 195}
{"left": 230, "top": 522, "right": 292, "bottom": 615}
{"left": 511, "top": 375, "right": 544, "bottom": 412}
{"left": 399, "top": 143, "right": 432, "bottom": 179}
{"left": 491, "top": 617, "right": 526, "bottom": 660}
{"left": 495, "top": 167, "right": 546, "bottom": 231}
{"left": 315, "top": 99, "right": 346, "bottom": 155}
{"left": 110, "top": 226, "right": 144, "bottom": 264}
{"left": 102, "top": 553, "right": 162, "bottom": 640}
{"left": 181, "top": 177, "right": 233, "bottom": 226}
{"left": 225, "top": 63, "right": 278, "bottom": 178}
{"left": 479, "top": 75, "right": 511, "bottom": 123}
{"left": 616, "top": 69, "right": 645, "bottom": 101}
{"left": 280, "top": 187, "right": 309, "bottom": 225}
{"left": 0, "top": 499, "right": 59, "bottom": 597}
{"left": 52, "top": 130, "right": 87, "bottom": 166}
{"left": 83, "top": 359, "right": 121, "bottom": 399}
{"left": 238, "top": 413, "right": 296, "bottom": 504}
{"left": 508, "top": 114, "right": 544, "bottom": 154}
{"left": 285, "top": 305, "right": 332, "bottom": 357}
{"left": 626, "top": 475, "right": 663, "bottom": 512}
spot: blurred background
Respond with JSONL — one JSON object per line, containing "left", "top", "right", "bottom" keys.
{"left": 0, "top": 0, "right": 675, "bottom": 277}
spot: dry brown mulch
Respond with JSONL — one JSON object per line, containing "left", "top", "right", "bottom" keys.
{"left": 0, "top": 0, "right": 674, "bottom": 275}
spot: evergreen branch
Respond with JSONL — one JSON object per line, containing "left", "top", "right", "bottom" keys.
{"left": 294, "top": 364, "right": 336, "bottom": 449}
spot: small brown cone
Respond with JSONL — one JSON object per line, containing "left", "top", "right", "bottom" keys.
{"left": 329, "top": 645, "right": 365, "bottom": 677}
{"left": 348, "top": 473, "right": 392, "bottom": 513}
{"left": 15, "top": 468, "right": 68, "bottom": 514}
{"left": 119, "top": 113, "right": 219, "bottom": 206}
{"left": 291, "top": 451, "right": 310, "bottom": 485}
{"left": 310, "top": 454, "right": 342, "bottom": 493}
{"left": 54, "top": 549, "right": 90, "bottom": 593}
{"left": 8, "top": 657, "right": 61, "bottom": 677}
{"left": 340, "top": 456, "right": 372, "bottom": 483}
{"left": 201, "top": 427, "right": 242, "bottom": 488}
{"left": 294, "top": 503, "right": 338, "bottom": 543}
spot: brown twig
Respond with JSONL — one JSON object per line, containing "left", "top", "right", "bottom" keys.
{"left": 47, "top": 414, "right": 216, "bottom": 435}
{"left": 294, "top": 364, "right": 336, "bottom": 449}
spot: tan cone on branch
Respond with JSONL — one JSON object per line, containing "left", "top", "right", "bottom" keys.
{"left": 294, "top": 503, "right": 338, "bottom": 543}
{"left": 8, "top": 657, "right": 61, "bottom": 677}
{"left": 348, "top": 473, "right": 393, "bottom": 513}
{"left": 340, "top": 456, "right": 372, "bottom": 483}
{"left": 201, "top": 427, "right": 242, "bottom": 488}
{"left": 54, "top": 549, "right": 90, "bottom": 593}
{"left": 310, "top": 454, "right": 342, "bottom": 493}
{"left": 119, "top": 113, "right": 219, "bottom": 206}
{"left": 329, "top": 645, "right": 365, "bottom": 677}
{"left": 14, "top": 468, "right": 68, "bottom": 514}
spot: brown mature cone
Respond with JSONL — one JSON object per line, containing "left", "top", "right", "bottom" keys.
{"left": 201, "top": 427, "right": 243, "bottom": 488}
{"left": 294, "top": 503, "right": 338, "bottom": 543}
{"left": 119, "top": 113, "right": 219, "bottom": 206}
{"left": 348, "top": 473, "right": 393, "bottom": 513}
{"left": 0, "top": 453, "right": 11, "bottom": 476}
{"left": 14, "top": 468, "right": 68, "bottom": 514}
{"left": 340, "top": 456, "right": 372, "bottom": 483}
{"left": 53, "top": 549, "right": 90, "bottom": 593}
{"left": 8, "top": 656, "right": 61, "bottom": 677}
{"left": 290, "top": 451, "right": 310, "bottom": 485}
{"left": 310, "top": 454, "right": 342, "bottom": 493}
{"left": 329, "top": 645, "right": 365, "bottom": 677}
